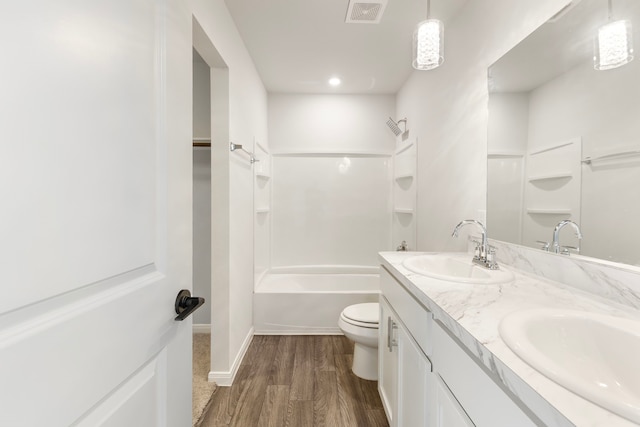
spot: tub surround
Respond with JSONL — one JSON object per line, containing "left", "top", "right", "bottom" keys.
{"left": 380, "top": 251, "right": 640, "bottom": 427}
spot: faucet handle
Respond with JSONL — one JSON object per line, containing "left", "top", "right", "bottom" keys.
{"left": 471, "top": 239, "right": 482, "bottom": 258}
{"left": 560, "top": 245, "right": 580, "bottom": 255}
{"left": 536, "top": 240, "right": 550, "bottom": 251}
{"left": 486, "top": 245, "right": 500, "bottom": 270}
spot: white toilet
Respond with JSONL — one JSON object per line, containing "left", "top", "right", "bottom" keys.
{"left": 338, "top": 302, "right": 380, "bottom": 381}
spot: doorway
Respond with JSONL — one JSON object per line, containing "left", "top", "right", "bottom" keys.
{"left": 191, "top": 15, "right": 231, "bottom": 425}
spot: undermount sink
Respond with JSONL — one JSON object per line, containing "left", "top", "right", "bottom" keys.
{"left": 500, "top": 308, "right": 640, "bottom": 424}
{"left": 402, "top": 253, "right": 514, "bottom": 284}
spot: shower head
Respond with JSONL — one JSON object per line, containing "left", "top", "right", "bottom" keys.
{"left": 386, "top": 117, "right": 407, "bottom": 136}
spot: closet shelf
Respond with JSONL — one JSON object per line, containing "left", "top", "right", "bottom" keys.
{"left": 526, "top": 209, "right": 572, "bottom": 215}
{"left": 528, "top": 173, "right": 572, "bottom": 183}
{"left": 394, "top": 208, "right": 414, "bottom": 214}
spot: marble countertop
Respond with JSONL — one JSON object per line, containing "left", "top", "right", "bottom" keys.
{"left": 379, "top": 251, "right": 640, "bottom": 427}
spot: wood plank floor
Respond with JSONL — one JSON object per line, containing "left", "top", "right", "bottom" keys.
{"left": 199, "top": 335, "right": 389, "bottom": 427}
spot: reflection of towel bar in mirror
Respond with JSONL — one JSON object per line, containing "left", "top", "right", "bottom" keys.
{"left": 230, "top": 142, "right": 259, "bottom": 164}
{"left": 582, "top": 150, "right": 640, "bottom": 165}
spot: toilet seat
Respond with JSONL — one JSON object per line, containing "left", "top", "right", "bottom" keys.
{"left": 340, "top": 303, "right": 379, "bottom": 329}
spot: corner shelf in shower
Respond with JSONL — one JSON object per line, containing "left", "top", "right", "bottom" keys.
{"left": 526, "top": 208, "right": 572, "bottom": 215}
{"left": 394, "top": 208, "right": 414, "bottom": 214}
{"left": 256, "top": 207, "right": 271, "bottom": 214}
{"left": 528, "top": 172, "right": 572, "bottom": 183}
{"left": 256, "top": 173, "right": 271, "bottom": 180}
{"left": 394, "top": 174, "right": 414, "bottom": 181}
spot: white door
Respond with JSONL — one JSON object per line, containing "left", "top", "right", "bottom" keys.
{"left": 0, "top": 1, "right": 193, "bottom": 426}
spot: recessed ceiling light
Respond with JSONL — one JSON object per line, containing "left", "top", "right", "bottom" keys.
{"left": 329, "top": 77, "right": 341, "bottom": 86}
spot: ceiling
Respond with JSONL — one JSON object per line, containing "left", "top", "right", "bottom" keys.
{"left": 224, "top": 0, "right": 468, "bottom": 94}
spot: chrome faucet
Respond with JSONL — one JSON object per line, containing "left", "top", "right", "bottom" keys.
{"left": 452, "top": 220, "right": 499, "bottom": 270}
{"left": 551, "top": 220, "right": 582, "bottom": 255}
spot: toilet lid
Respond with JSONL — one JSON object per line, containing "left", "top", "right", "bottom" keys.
{"left": 342, "top": 303, "right": 379, "bottom": 324}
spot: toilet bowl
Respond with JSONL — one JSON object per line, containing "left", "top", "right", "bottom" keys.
{"left": 338, "top": 302, "right": 379, "bottom": 381}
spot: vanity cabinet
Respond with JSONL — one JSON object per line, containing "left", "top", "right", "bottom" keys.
{"left": 379, "top": 266, "right": 537, "bottom": 427}
{"left": 379, "top": 296, "right": 431, "bottom": 427}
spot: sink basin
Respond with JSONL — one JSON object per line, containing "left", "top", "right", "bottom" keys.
{"left": 402, "top": 253, "right": 514, "bottom": 284}
{"left": 500, "top": 308, "right": 640, "bottom": 424}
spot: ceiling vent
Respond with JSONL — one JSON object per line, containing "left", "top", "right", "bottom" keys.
{"left": 345, "top": 0, "right": 388, "bottom": 24}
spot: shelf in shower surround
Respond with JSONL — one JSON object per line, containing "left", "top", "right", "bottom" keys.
{"left": 394, "top": 208, "right": 414, "bottom": 214}
{"left": 526, "top": 208, "right": 572, "bottom": 215}
{"left": 256, "top": 207, "right": 271, "bottom": 214}
{"left": 528, "top": 173, "right": 572, "bottom": 182}
{"left": 256, "top": 173, "right": 271, "bottom": 180}
{"left": 394, "top": 174, "right": 414, "bottom": 180}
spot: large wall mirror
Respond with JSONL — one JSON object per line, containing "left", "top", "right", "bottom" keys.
{"left": 487, "top": 0, "right": 640, "bottom": 266}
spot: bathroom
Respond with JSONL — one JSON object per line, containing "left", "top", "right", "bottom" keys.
{"left": 3, "top": 0, "right": 640, "bottom": 425}
{"left": 188, "top": 0, "right": 640, "bottom": 425}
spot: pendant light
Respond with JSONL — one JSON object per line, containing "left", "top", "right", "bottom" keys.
{"left": 412, "top": 0, "right": 444, "bottom": 70}
{"left": 594, "top": 0, "right": 634, "bottom": 70}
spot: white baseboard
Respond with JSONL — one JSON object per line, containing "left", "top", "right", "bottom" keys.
{"left": 255, "top": 326, "right": 343, "bottom": 335}
{"left": 193, "top": 324, "right": 211, "bottom": 334}
{"left": 208, "top": 327, "right": 255, "bottom": 386}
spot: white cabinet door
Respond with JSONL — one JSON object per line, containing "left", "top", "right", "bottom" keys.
{"left": 0, "top": 1, "right": 192, "bottom": 426}
{"left": 397, "top": 324, "right": 431, "bottom": 427}
{"left": 379, "top": 297, "right": 399, "bottom": 426}
{"left": 430, "top": 374, "right": 475, "bottom": 427}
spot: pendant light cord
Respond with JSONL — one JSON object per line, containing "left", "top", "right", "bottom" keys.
{"left": 426, "top": 0, "right": 430, "bottom": 19}
{"left": 608, "top": 0, "right": 613, "bottom": 20}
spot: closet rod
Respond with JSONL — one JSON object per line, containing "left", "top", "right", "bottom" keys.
{"left": 193, "top": 138, "right": 211, "bottom": 147}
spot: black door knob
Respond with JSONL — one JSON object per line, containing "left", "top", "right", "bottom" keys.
{"left": 174, "top": 289, "right": 205, "bottom": 321}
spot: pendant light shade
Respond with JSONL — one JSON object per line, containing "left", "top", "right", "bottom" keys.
{"left": 594, "top": 0, "right": 634, "bottom": 70}
{"left": 594, "top": 19, "right": 634, "bottom": 70}
{"left": 412, "top": 19, "right": 444, "bottom": 70}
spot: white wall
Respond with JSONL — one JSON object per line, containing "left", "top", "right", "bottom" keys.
{"left": 269, "top": 94, "right": 395, "bottom": 153}
{"left": 268, "top": 94, "right": 394, "bottom": 269}
{"left": 193, "top": 54, "right": 211, "bottom": 139}
{"left": 191, "top": 0, "right": 268, "bottom": 378}
{"left": 396, "top": 0, "right": 569, "bottom": 251}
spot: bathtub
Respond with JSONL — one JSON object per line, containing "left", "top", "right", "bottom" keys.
{"left": 253, "top": 266, "right": 380, "bottom": 334}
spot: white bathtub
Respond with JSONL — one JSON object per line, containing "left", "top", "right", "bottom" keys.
{"left": 253, "top": 266, "right": 380, "bottom": 334}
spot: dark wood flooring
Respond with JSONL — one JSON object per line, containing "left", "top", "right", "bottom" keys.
{"left": 199, "top": 335, "right": 389, "bottom": 427}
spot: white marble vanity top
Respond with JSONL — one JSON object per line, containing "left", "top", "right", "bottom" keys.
{"left": 379, "top": 251, "right": 640, "bottom": 427}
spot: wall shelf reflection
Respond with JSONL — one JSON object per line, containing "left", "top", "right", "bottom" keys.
{"left": 526, "top": 209, "right": 572, "bottom": 215}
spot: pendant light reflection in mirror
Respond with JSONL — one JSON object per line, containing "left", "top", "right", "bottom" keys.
{"left": 594, "top": 0, "right": 634, "bottom": 70}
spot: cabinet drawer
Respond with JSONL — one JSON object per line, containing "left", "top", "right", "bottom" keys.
{"left": 380, "top": 266, "right": 432, "bottom": 356}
